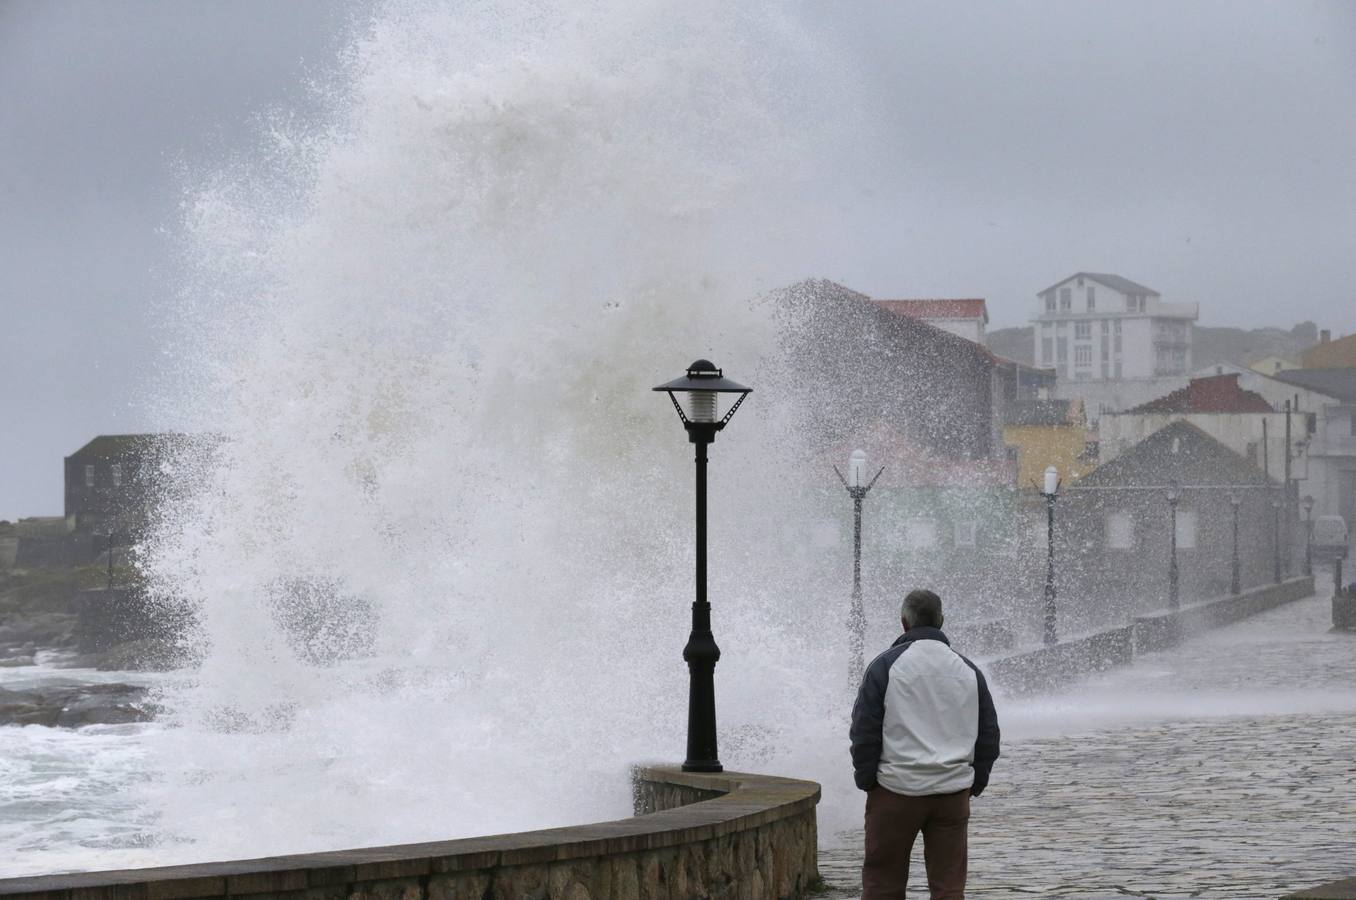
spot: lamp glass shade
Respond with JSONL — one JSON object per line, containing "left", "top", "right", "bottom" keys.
{"left": 1043, "top": 466, "right": 1058, "bottom": 496}
{"left": 1166, "top": 484, "right": 1181, "bottom": 503}
{"left": 1302, "top": 495, "right": 1315, "bottom": 513}
{"left": 849, "top": 449, "right": 867, "bottom": 488}
{"left": 688, "top": 391, "right": 718, "bottom": 423}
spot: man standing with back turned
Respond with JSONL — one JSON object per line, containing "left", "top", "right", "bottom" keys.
{"left": 850, "top": 589, "right": 1000, "bottom": 899}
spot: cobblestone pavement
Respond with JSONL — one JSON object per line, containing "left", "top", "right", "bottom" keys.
{"left": 820, "top": 581, "right": 1356, "bottom": 899}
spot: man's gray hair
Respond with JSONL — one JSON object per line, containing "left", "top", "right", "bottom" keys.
{"left": 900, "top": 589, "right": 944, "bottom": 629}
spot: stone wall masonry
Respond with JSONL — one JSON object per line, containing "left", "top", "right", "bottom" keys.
{"left": 986, "top": 576, "right": 1314, "bottom": 695}
{"left": 0, "top": 768, "right": 820, "bottom": 900}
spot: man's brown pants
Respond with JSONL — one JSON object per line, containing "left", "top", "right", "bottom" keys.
{"left": 862, "top": 785, "right": 970, "bottom": 899}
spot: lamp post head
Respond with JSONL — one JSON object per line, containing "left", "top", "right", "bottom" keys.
{"left": 849, "top": 449, "right": 867, "bottom": 488}
{"left": 1043, "top": 465, "right": 1058, "bottom": 497}
{"left": 1229, "top": 492, "right": 1241, "bottom": 508}
{"left": 1302, "top": 495, "right": 1314, "bottom": 516}
{"left": 1166, "top": 481, "right": 1181, "bottom": 504}
{"left": 653, "top": 359, "right": 752, "bottom": 434}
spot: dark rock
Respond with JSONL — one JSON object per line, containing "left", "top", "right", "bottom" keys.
{"left": 0, "top": 682, "right": 152, "bottom": 728}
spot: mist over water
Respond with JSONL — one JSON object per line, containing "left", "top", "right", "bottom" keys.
{"left": 133, "top": 0, "right": 870, "bottom": 865}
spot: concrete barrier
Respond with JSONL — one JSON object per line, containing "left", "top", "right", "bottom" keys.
{"left": 987, "top": 576, "right": 1314, "bottom": 695}
{"left": 0, "top": 767, "right": 821, "bottom": 900}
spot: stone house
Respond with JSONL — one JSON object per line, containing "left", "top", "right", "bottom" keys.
{"left": 1055, "top": 420, "right": 1281, "bottom": 634}
{"left": 774, "top": 279, "right": 1040, "bottom": 463}
{"left": 870, "top": 298, "right": 988, "bottom": 344}
{"left": 64, "top": 433, "right": 217, "bottom": 536}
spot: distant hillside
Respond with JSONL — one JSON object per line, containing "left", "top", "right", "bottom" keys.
{"left": 986, "top": 322, "right": 1318, "bottom": 370}
{"left": 987, "top": 327, "right": 1035, "bottom": 365}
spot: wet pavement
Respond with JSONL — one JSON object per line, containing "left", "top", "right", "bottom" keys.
{"left": 820, "top": 574, "right": 1356, "bottom": 898}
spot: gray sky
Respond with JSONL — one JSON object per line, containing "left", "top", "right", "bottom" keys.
{"left": 2, "top": 0, "right": 1354, "bottom": 519}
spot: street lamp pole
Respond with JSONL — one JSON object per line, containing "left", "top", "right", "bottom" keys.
{"left": 1229, "top": 492, "right": 1241, "bottom": 596}
{"left": 654, "top": 360, "right": 752, "bottom": 774}
{"left": 1272, "top": 496, "right": 1283, "bottom": 584}
{"left": 1042, "top": 466, "right": 1059, "bottom": 646}
{"left": 1302, "top": 495, "right": 1315, "bottom": 577}
{"left": 1167, "top": 482, "right": 1181, "bottom": 610}
{"left": 835, "top": 450, "right": 884, "bottom": 686}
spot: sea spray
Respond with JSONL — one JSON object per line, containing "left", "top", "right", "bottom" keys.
{"left": 138, "top": 0, "right": 870, "bottom": 863}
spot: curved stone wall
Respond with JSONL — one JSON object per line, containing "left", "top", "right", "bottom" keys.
{"left": 0, "top": 767, "right": 821, "bottom": 900}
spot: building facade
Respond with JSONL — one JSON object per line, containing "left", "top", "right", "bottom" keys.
{"left": 1032, "top": 272, "right": 1198, "bottom": 381}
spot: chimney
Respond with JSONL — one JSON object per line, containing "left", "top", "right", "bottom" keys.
{"left": 1320, "top": 329, "right": 1331, "bottom": 343}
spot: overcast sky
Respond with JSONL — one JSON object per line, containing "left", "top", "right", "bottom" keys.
{"left": 2, "top": 1, "right": 1354, "bottom": 519}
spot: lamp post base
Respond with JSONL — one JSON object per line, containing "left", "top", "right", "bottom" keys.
{"left": 681, "top": 760, "right": 724, "bottom": 773}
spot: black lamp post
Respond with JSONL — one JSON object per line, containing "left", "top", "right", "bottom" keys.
{"left": 1302, "top": 494, "right": 1315, "bottom": 577}
{"left": 1272, "top": 495, "right": 1283, "bottom": 584}
{"left": 1228, "top": 492, "right": 1241, "bottom": 596}
{"left": 1166, "top": 482, "right": 1181, "bottom": 610}
{"left": 1042, "top": 465, "right": 1059, "bottom": 646}
{"left": 834, "top": 449, "right": 884, "bottom": 685}
{"left": 654, "top": 359, "right": 752, "bottom": 773}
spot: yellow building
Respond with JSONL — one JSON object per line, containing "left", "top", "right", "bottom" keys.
{"left": 1248, "top": 355, "right": 1298, "bottom": 376}
{"left": 1302, "top": 331, "right": 1356, "bottom": 368}
{"left": 1002, "top": 399, "right": 1093, "bottom": 489}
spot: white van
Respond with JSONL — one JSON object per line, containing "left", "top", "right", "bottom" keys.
{"left": 1312, "top": 515, "right": 1349, "bottom": 560}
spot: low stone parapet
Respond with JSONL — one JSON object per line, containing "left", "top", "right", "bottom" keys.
{"left": 986, "top": 576, "right": 1314, "bottom": 695}
{"left": 982, "top": 625, "right": 1134, "bottom": 695}
{"left": 0, "top": 768, "right": 821, "bottom": 900}
{"left": 1133, "top": 576, "right": 1314, "bottom": 654}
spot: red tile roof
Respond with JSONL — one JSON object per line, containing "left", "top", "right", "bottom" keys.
{"left": 872, "top": 299, "right": 989, "bottom": 324}
{"left": 1130, "top": 374, "right": 1274, "bottom": 414}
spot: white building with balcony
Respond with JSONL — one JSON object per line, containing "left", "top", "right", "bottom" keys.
{"left": 1032, "top": 273, "right": 1198, "bottom": 381}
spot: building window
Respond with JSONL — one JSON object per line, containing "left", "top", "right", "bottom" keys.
{"left": 1101, "top": 361, "right": 1110, "bottom": 379}
{"left": 1075, "top": 321, "right": 1091, "bottom": 339}
{"left": 1045, "top": 294, "right": 1056, "bottom": 312}
{"left": 1114, "top": 333, "right": 1122, "bottom": 353}
{"left": 111, "top": 464, "right": 122, "bottom": 487}
{"left": 1041, "top": 337, "right": 1053, "bottom": 364}
{"left": 906, "top": 518, "right": 938, "bottom": 549}
{"left": 1100, "top": 318, "right": 1110, "bottom": 334}
{"left": 1176, "top": 510, "right": 1198, "bottom": 549}
{"left": 84, "top": 465, "right": 95, "bottom": 487}
{"left": 1106, "top": 512, "right": 1134, "bottom": 549}
{"left": 1059, "top": 288, "right": 1072, "bottom": 311}
{"left": 1056, "top": 338, "right": 1068, "bottom": 362}
{"left": 1086, "top": 286, "right": 1096, "bottom": 310}
{"left": 954, "top": 521, "right": 977, "bottom": 548}
{"left": 1114, "top": 360, "right": 1122, "bottom": 378}
{"left": 1075, "top": 346, "right": 1092, "bottom": 366}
